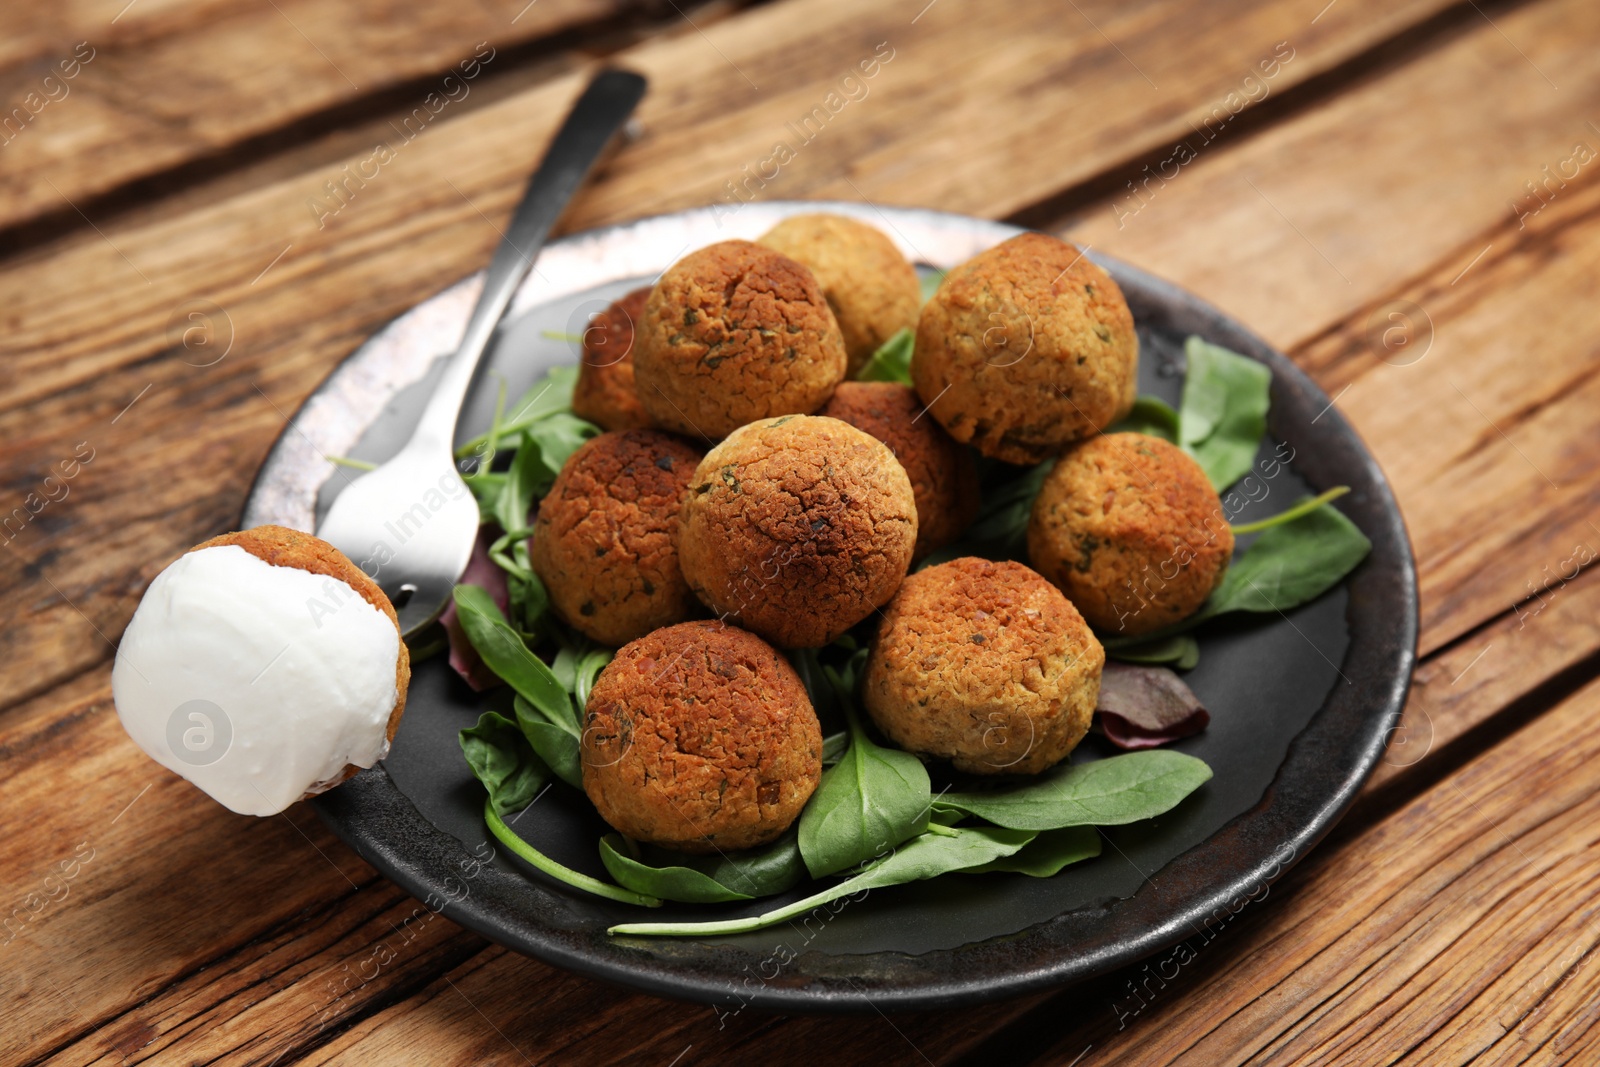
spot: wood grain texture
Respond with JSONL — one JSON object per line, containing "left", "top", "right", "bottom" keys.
{"left": 0, "top": 0, "right": 1465, "bottom": 711}
{"left": 0, "top": 0, "right": 639, "bottom": 233}
{"left": 1366, "top": 559, "right": 1600, "bottom": 792}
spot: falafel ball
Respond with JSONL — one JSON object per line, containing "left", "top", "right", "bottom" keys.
{"left": 678, "top": 415, "right": 917, "bottom": 648}
{"left": 1027, "top": 433, "right": 1233, "bottom": 637}
{"left": 581, "top": 620, "right": 823, "bottom": 852}
{"left": 914, "top": 232, "right": 1138, "bottom": 464}
{"left": 571, "top": 287, "right": 653, "bottom": 432}
{"left": 530, "top": 430, "right": 705, "bottom": 646}
{"left": 819, "top": 381, "right": 980, "bottom": 558}
{"left": 632, "top": 241, "right": 848, "bottom": 439}
{"left": 758, "top": 214, "right": 921, "bottom": 376}
{"left": 863, "top": 557, "right": 1103, "bottom": 776}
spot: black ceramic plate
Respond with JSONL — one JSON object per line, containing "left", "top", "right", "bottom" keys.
{"left": 242, "top": 202, "right": 1416, "bottom": 1013}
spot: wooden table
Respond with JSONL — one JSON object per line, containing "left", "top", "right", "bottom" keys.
{"left": 5, "top": 0, "right": 1599, "bottom": 1062}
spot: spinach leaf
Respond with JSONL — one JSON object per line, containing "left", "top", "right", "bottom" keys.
{"left": 857, "top": 328, "right": 914, "bottom": 384}
{"left": 919, "top": 268, "right": 946, "bottom": 304}
{"left": 514, "top": 695, "right": 581, "bottom": 790}
{"left": 1110, "top": 396, "right": 1180, "bottom": 442}
{"left": 1230, "top": 486, "right": 1348, "bottom": 535}
{"left": 1179, "top": 337, "right": 1272, "bottom": 491}
{"left": 452, "top": 585, "right": 571, "bottom": 722}
{"left": 608, "top": 824, "right": 1034, "bottom": 937}
{"left": 598, "top": 832, "right": 806, "bottom": 904}
{"left": 1107, "top": 633, "right": 1200, "bottom": 669}
{"left": 493, "top": 430, "right": 543, "bottom": 538}
{"left": 459, "top": 711, "right": 548, "bottom": 817}
{"left": 525, "top": 413, "right": 600, "bottom": 495}
{"left": 961, "top": 825, "right": 1101, "bottom": 877}
{"left": 919, "top": 460, "right": 1053, "bottom": 567}
{"left": 573, "top": 648, "right": 611, "bottom": 711}
{"left": 484, "top": 800, "right": 661, "bottom": 908}
{"left": 505, "top": 570, "right": 551, "bottom": 636}
{"left": 455, "top": 366, "right": 580, "bottom": 458}
{"left": 1207, "top": 502, "right": 1371, "bottom": 617}
{"left": 798, "top": 703, "right": 932, "bottom": 878}
{"left": 463, "top": 472, "right": 507, "bottom": 522}
{"left": 821, "top": 731, "right": 849, "bottom": 767}
{"left": 934, "top": 751, "right": 1212, "bottom": 831}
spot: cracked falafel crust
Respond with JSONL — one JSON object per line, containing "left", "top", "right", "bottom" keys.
{"left": 1028, "top": 432, "right": 1233, "bottom": 637}
{"left": 757, "top": 214, "right": 921, "bottom": 376}
{"left": 530, "top": 430, "right": 705, "bottom": 647}
{"left": 580, "top": 620, "right": 823, "bottom": 853}
{"left": 632, "top": 240, "right": 848, "bottom": 439}
{"left": 863, "top": 556, "right": 1103, "bottom": 776}
{"left": 571, "top": 286, "right": 654, "bottom": 432}
{"left": 913, "top": 232, "right": 1138, "bottom": 465}
{"left": 193, "top": 524, "right": 410, "bottom": 791}
{"left": 819, "top": 381, "right": 980, "bottom": 559}
{"left": 678, "top": 415, "right": 918, "bottom": 648}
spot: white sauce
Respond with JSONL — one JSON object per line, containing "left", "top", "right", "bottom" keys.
{"left": 112, "top": 545, "right": 400, "bottom": 816}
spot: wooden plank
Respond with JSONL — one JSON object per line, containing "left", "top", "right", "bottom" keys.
{"left": 0, "top": 0, "right": 1466, "bottom": 709}
{"left": 1368, "top": 559, "right": 1600, "bottom": 791}
{"left": 0, "top": 671, "right": 387, "bottom": 1065}
{"left": 296, "top": 945, "right": 1044, "bottom": 1067}
{"left": 1010, "top": 670, "right": 1600, "bottom": 1066}
{"left": 0, "top": 0, "right": 640, "bottom": 235}
{"left": 1061, "top": 0, "right": 1600, "bottom": 654}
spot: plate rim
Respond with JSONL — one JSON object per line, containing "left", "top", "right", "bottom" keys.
{"left": 245, "top": 200, "right": 1418, "bottom": 1013}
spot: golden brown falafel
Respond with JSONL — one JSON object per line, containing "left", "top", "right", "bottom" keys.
{"left": 862, "top": 557, "right": 1102, "bottom": 776}
{"left": 818, "top": 381, "right": 979, "bottom": 559}
{"left": 529, "top": 430, "right": 705, "bottom": 647}
{"left": 194, "top": 524, "right": 410, "bottom": 791}
{"left": 678, "top": 415, "right": 918, "bottom": 648}
{"left": 571, "top": 287, "right": 653, "bottom": 432}
{"left": 1027, "top": 433, "right": 1233, "bottom": 637}
{"left": 580, "top": 620, "right": 823, "bottom": 852}
{"left": 757, "top": 214, "right": 922, "bottom": 376}
{"left": 914, "top": 232, "right": 1138, "bottom": 464}
{"left": 632, "top": 241, "right": 848, "bottom": 439}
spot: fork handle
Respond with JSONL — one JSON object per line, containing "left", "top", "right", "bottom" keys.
{"left": 413, "top": 68, "right": 648, "bottom": 455}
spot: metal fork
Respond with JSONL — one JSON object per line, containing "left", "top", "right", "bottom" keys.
{"left": 317, "top": 68, "right": 647, "bottom": 636}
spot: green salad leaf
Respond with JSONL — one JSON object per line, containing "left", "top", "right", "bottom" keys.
{"left": 598, "top": 832, "right": 806, "bottom": 904}
{"left": 456, "top": 366, "right": 581, "bottom": 458}
{"left": 609, "top": 824, "right": 1034, "bottom": 937}
{"left": 513, "top": 695, "right": 581, "bottom": 789}
{"left": 485, "top": 801, "right": 661, "bottom": 907}
{"left": 459, "top": 710, "right": 548, "bottom": 817}
{"left": 452, "top": 585, "right": 571, "bottom": 718}
{"left": 857, "top": 328, "right": 915, "bottom": 384}
{"left": 1110, "top": 396, "right": 1180, "bottom": 442}
{"left": 1206, "top": 501, "right": 1372, "bottom": 617}
{"left": 798, "top": 683, "right": 931, "bottom": 878}
{"left": 1179, "top": 337, "right": 1272, "bottom": 491}
{"left": 1107, "top": 633, "right": 1201, "bottom": 669}
{"left": 934, "top": 751, "right": 1212, "bottom": 831}
{"left": 1230, "top": 486, "right": 1349, "bottom": 535}
{"left": 460, "top": 714, "right": 658, "bottom": 908}
{"left": 919, "top": 460, "right": 1052, "bottom": 567}
{"left": 919, "top": 268, "right": 946, "bottom": 304}
{"left": 960, "top": 825, "right": 1102, "bottom": 877}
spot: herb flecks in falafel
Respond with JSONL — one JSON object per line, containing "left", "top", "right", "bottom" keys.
{"left": 678, "top": 415, "right": 917, "bottom": 648}
{"left": 581, "top": 621, "right": 822, "bottom": 852}
{"left": 864, "top": 557, "right": 1103, "bottom": 776}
